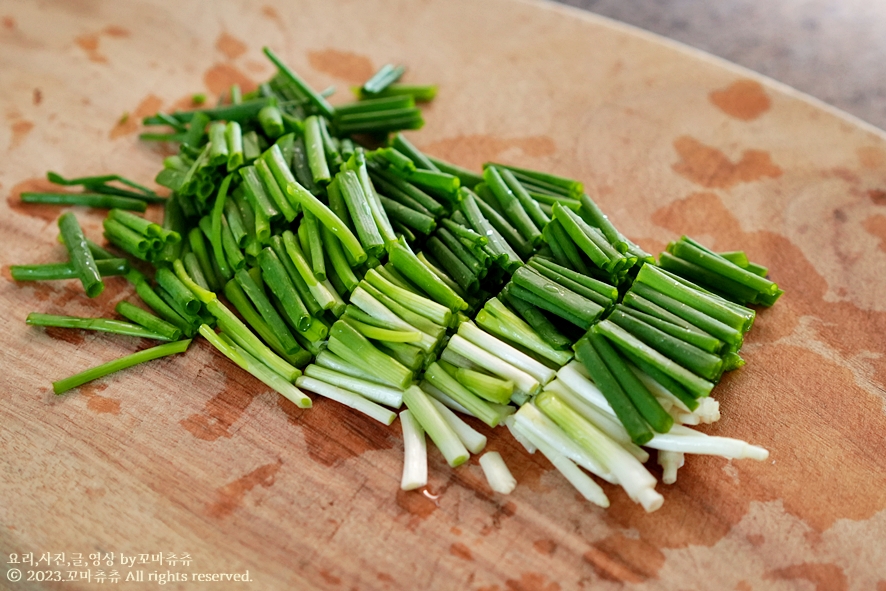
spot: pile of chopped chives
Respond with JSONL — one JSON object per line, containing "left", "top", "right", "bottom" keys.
{"left": 11, "top": 48, "right": 783, "bottom": 513}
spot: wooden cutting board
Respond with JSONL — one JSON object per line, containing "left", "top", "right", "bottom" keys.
{"left": 2, "top": 0, "right": 886, "bottom": 589}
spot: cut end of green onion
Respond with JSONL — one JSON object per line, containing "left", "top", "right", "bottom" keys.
{"left": 479, "top": 451, "right": 517, "bottom": 494}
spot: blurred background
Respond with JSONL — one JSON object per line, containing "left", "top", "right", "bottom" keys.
{"left": 553, "top": 0, "right": 886, "bottom": 130}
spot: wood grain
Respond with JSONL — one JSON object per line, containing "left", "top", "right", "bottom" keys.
{"left": 1, "top": 0, "right": 885, "bottom": 589}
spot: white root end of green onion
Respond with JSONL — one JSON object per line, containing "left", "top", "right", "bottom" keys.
{"left": 399, "top": 409, "right": 428, "bottom": 491}
{"left": 296, "top": 376, "right": 396, "bottom": 425}
{"left": 427, "top": 396, "right": 487, "bottom": 454}
{"left": 479, "top": 451, "right": 517, "bottom": 495}
{"left": 658, "top": 450, "right": 685, "bottom": 485}
{"left": 694, "top": 397, "right": 721, "bottom": 424}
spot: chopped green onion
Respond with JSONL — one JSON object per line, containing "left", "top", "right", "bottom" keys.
{"left": 328, "top": 320, "right": 413, "bottom": 389}
{"left": 258, "top": 104, "right": 285, "bottom": 138}
{"left": 58, "top": 212, "right": 103, "bottom": 298}
{"left": 446, "top": 335, "right": 538, "bottom": 397}
{"left": 512, "top": 403, "right": 612, "bottom": 482}
{"left": 389, "top": 242, "right": 467, "bottom": 312}
{"left": 201, "top": 327, "right": 309, "bottom": 407}
{"left": 478, "top": 451, "right": 516, "bottom": 494}
{"left": 26, "top": 313, "right": 169, "bottom": 340}
{"left": 455, "top": 367, "right": 513, "bottom": 405}
{"left": 592, "top": 320, "right": 714, "bottom": 399}
{"left": 263, "top": 47, "right": 335, "bottom": 119}
{"left": 585, "top": 332, "right": 674, "bottom": 434}
{"left": 476, "top": 302, "right": 572, "bottom": 366}
{"left": 608, "top": 307, "right": 724, "bottom": 379}
{"left": 53, "top": 339, "right": 191, "bottom": 394}
{"left": 258, "top": 247, "right": 311, "bottom": 332}
{"left": 11, "top": 258, "right": 128, "bottom": 281}
{"left": 115, "top": 301, "right": 182, "bottom": 341}
{"left": 353, "top": 84, "right": 437, "bottom": 102}
{"left": 402, "top": 385, "right": 469, "bottom": 468}
{"left": 301, "top": 211, "right": 326, "bottom": 281}
{"left": 458, "top": 322, "right": 555, "bottom": 385}
{"left": 535, "top": 391, "right": 663, "bottom": 512}
{"left": 573, "top": 336, "right": 653, "bottom": 445}
{"left": 304, "top": 115, "right": 331, "bottom": 185}
{"left": 20, "top": 192, "right": 148, "bottom": 211}
{"left": 363, "top": 64, "right": 406, "bottom": 94}
{"left": 296, "top": 375, "right": 395, "bottom": 425}
{"left": 399, "top": 409, "right": 427, "bottom": 490}
{"left": 304, "top": 364, "right": 402, "bottom": 408}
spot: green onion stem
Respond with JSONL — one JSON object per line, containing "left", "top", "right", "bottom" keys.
{"left": 58, "top": 212, "right": 103, "bottom": 298}
{"left": 115, "top": 301, "right": 182, "bottom": 341}
{"left": 615, "top": 304, "right": 723, "bottom": 354}
{"left": 156, "top": 267, "right": 201, "bottom": 315}
{"left": 552, "top": 203, "right": 610, "bottom": 270}
{"left": 255, "top": 156, "right": 297, "bottom": 222}
{"left": 53, "top": 339, "right": 191, "bottom": 394}
{"left": 304, "top": 115, "right": 331, "bottom": 185}
{"left": 26, "top": 313, "right": 169, "bottom": 340}
{"left": 202, "top": 327, "right": 310, "bottom": 407}
{"left": 454, "top": 367, "right": 513, "bottom": 405}
{"left": 301, "top": 211, "right": 326, "bottom": 281}
{"left": 592, "top": 320, "right": 714, "bottom": 399}
{"left": 328, "top": 320, "right": 413, "bottom": 389}
{"left": 258, "top": 104, "right": 285, "bottom": 138}
{"left": 402, "top": 385, "right": 469, "bottom": 467}
{"left": 627, "top": 283, "right": 742, "bottom": 349}
{"left": 389, "top": 242, "right": 467, "bottom": 312}
{"left": 262, "top": 47, "right": 335, "bottom": 119}
{"left": 634, "top": 264, "right": 754, "bottom": 333}
{"left": 258, "top": 247, "right": 311, "bottom": 332}
{"left": 320, "top": 225, "right": 359, "bottom": 293}
{"left": 399, "top": 408, "right": 428, "bottom": 491}
{"left": 476, "top": 304, "right": 572, "bottom": 366}
{"left": 21, "top": 192, "right": 147, "bottom": 211}
{"left": 500, "top": 286, "right": 571, "bottom": 349}
{"left": 304, "top": 364, "right": 402, "bottom": 408}
{"left": 446, "top": 334, "right": 539, "bottom": 396}
{"left": 511, "top": 266, "right": 604, "bottom": 328}
{"left": 210, "top": 174, "right": 234, "bottom": 280}
{"left": 11, "top": 259, "right": 128, "bottom": 281}
{"left": 363, "top": 64, "right": 406, "bottom": 94}
{"left": 240, "top": 165, "right": 280, "bottom": 223}
{"left": 370, "top": 168, "right": 445, "bottom": 216}
{"left": 585, "top": 332, "right": 674, "bottom": 434}
{"left": 235, "top": 268, "right": 299, "bottom": 354}
{"left": 282, "top": 230, "right": 335, "bottom": 310}
{"left": 223, "top": 280, "right": 311, "bottom": 368}
{"left": 296, "top": 375, "right": 395, "bottom": 424}
{"left": 423, "top": 362, "right": 500, "bottom": 427}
